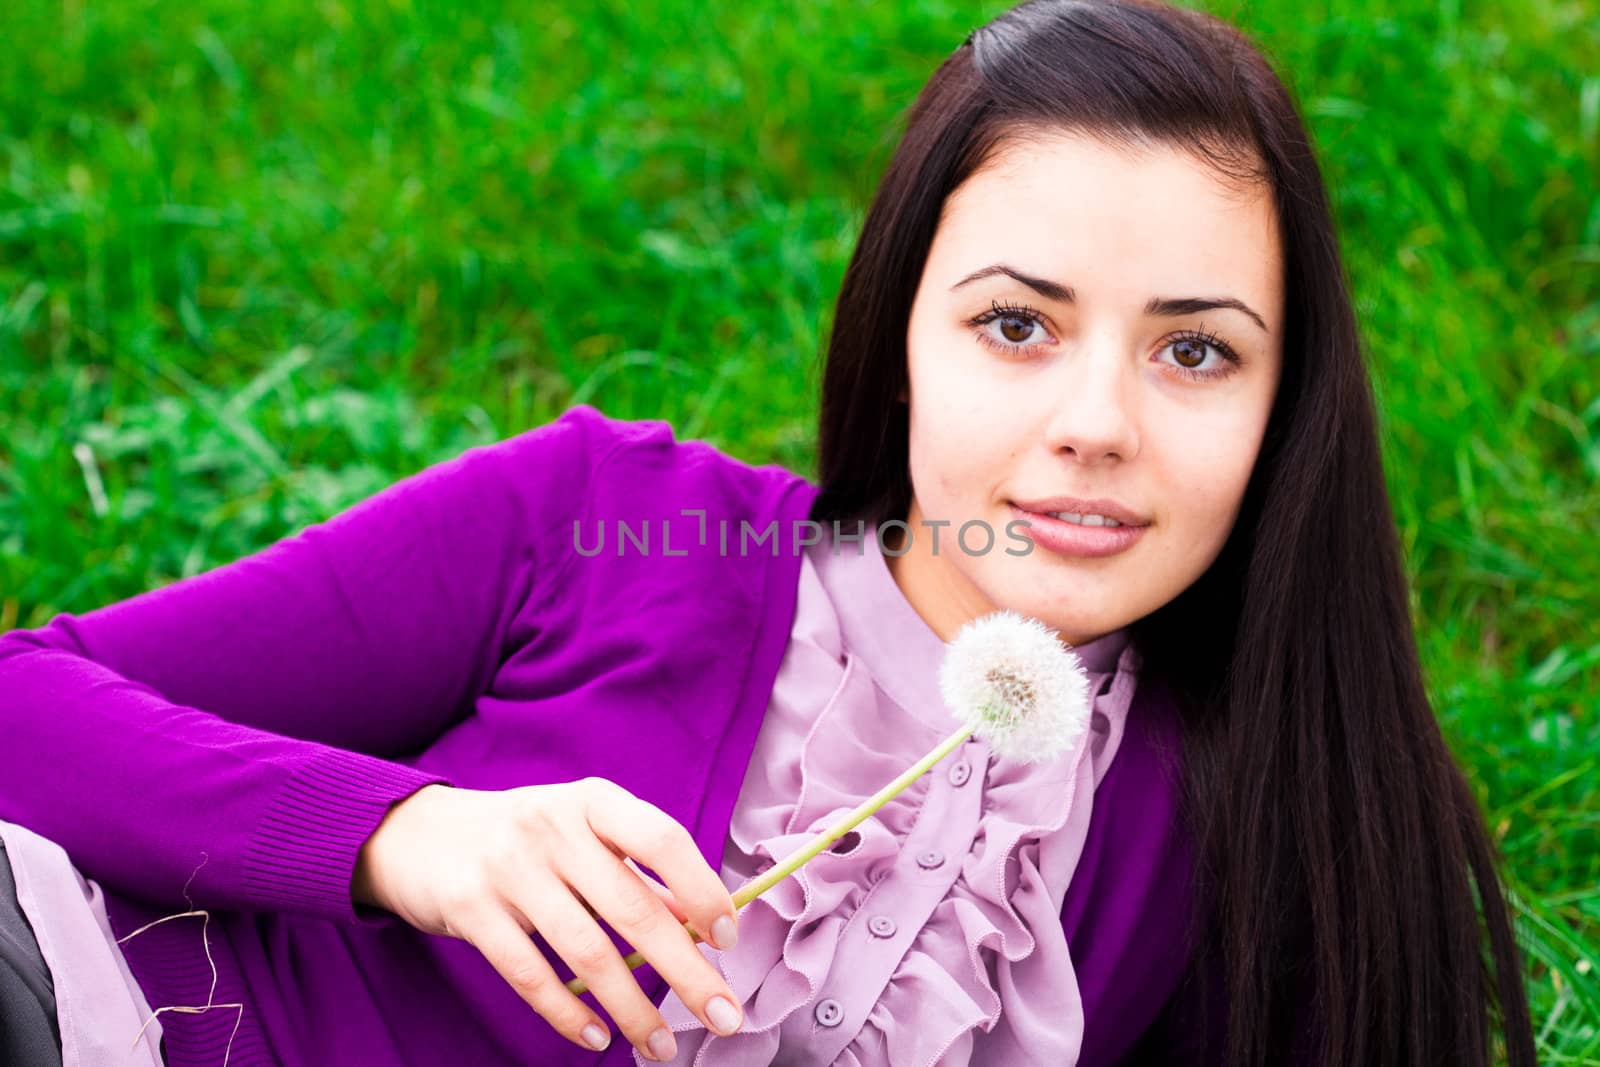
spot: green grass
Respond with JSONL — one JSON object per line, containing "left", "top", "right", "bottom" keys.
{"left": 1, "top": 0, "right": 1595, "bottom": 1060}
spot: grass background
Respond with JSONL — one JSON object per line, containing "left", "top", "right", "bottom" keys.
{"left": 1, "top": 0, "right": 1595, "bottom": 1059}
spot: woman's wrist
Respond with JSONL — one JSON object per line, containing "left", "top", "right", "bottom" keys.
{"left": 352, "top": 783, "right": 451, "bottom": 909}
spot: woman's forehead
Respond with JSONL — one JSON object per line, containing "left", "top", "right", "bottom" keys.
{"left": 930, "top": 131, "right": 1283, "bottom": 325}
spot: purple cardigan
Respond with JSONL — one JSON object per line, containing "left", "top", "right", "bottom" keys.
{"left": 0, "top": 404, "right": 1217, "bottom": 1065}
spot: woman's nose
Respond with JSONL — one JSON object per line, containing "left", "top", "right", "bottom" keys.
{"left": 1041, "top": 341, "right": 1141, "bottom": 463}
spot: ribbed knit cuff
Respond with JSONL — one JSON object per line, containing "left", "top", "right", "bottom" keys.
{"left": 240, "top": 747, "right": 451, "bottom": 927}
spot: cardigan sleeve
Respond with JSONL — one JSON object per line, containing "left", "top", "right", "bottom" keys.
{"left": 0, "top": 407, "right": 597, "bottom": 925}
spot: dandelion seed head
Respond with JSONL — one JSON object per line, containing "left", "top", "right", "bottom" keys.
{"left": 936, "top": 609, "right": 1092, "bottom": 763}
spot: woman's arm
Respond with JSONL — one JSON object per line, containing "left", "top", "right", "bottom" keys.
{"left": 0, "top": 409, "right": 591, "bottom": 922}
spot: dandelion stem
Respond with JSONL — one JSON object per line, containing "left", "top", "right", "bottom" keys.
{"left": 565, "top": 723, "right": 974, "bottom": 996}
{"left": 729, "top": 723, "right": 973, "bottom": 909}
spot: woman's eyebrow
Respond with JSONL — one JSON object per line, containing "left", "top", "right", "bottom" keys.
{"left": 950, "top": 263, "right": 1269, "bottom": 332}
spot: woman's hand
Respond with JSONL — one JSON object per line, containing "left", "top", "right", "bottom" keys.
{"left": 351, "top": 779, "right": 744, "bottom": 1061}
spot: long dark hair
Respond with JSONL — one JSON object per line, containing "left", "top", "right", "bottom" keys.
{"left": 808, "top": 1, "right": 1537, "bottom": 1063}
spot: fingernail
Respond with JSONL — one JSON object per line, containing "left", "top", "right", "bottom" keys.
{"left": 647, "top": 1026, "right": 676, "bottom": 1061}
{"left": 581, "top": 1023, "right": 610, "bottom": 1051}
{"left": 706, "top": 994, "right": 741, "bottom": 1035}
{"left": 711, "top": 914, "right": 738, "bottom": 951}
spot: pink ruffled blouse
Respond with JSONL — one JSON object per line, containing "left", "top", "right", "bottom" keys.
{"left": 647, "top": 524, "right": 1141, "bottom": 1066}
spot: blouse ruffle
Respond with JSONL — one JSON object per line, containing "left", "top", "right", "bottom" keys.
{"left": 642, "top": 541, "right": 1140, "bottom": 1066}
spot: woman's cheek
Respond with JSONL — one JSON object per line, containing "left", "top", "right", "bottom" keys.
{"left": 1187, "top": 468, "right": 1255, "bottom": 555}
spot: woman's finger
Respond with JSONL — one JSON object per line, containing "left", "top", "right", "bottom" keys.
{"left": 453, "top": 903, "right": 613, "bottom": 1054}
{"left": 580, "top": 777, "right": 739, "bottom": 950}
{"left": 584, "top": 854, "right": 692, "bottom": 929}
{"left": 511, "top": 865, "right": 695, "bottom": 1062}
{"left": 626, "top": 857, "right": 693, "bottom": 927}
{"left": 550, "top": 831, "right": 743, "bottom": 1046}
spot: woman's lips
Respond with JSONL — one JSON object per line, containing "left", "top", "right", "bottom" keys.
{"left": 1008, "top": 503, "right": 1149, "bottom": 559}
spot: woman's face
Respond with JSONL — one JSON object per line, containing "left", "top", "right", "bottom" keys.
{"left": 889, "top": 129, "right": 1285, "bottom": 646}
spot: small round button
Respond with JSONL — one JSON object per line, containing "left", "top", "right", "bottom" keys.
{"left": 947, "top": 760, "right": 970, "bottom": 786}
{"left": 916, "top": 849, "right": 945, "bottom": 870}
{"left": 815, "top": 998, "right": 844, "bottom": 1027}
{"left": 868, "top": 914, "right": 897, "bottom": 938}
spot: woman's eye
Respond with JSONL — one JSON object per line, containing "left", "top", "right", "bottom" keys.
{"left": 967, "top": 303, "right": 1051, "bottom": 355}
{"left": 1157, "top": 332, "right": 1242, "bottom": 380}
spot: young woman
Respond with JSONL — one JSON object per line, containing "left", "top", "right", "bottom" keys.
{"left": 0, "top": 0, "right": 1536, "bottom": 1064}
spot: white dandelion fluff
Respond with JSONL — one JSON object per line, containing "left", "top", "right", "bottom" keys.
{"left": 937, "top": 609, "right": 1093, "bottom": 764}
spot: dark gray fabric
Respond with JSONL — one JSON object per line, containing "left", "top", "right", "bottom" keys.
{"left": 0, "top": 838, "right": 64, "bottom": 1067}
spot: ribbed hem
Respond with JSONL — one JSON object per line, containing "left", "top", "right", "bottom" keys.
{"left": 240, "top": 749, "right": 451, "bottom": 927}
{"left": 102, "top": 754, "right": 449, "bottom": 1065}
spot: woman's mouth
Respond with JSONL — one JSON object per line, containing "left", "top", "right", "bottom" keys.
{"left": 1008, "top": 502, "right": 1149, "bottom": 559}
